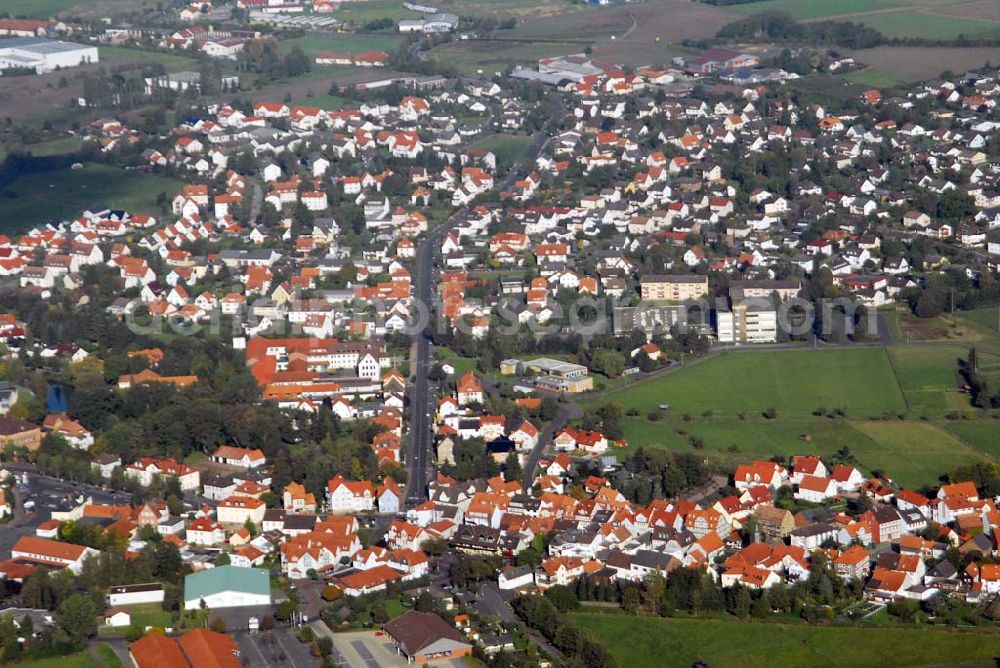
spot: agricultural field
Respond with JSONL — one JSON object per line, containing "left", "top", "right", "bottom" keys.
{"left": 854, "top": 11, "right": 1000, "bottom": 40}
{"left": 0, "top": 164, "right": 182, "bottom": 232}
{"left": 726, "top": 0, "right": 904, "bottom": 20}
{"left": 590, "top": 348, "right": 906, "bottom": 418}
{"left": 99, "top": 46, "right": 201, "bottom": 72}
{"left": 279, "top": 33, "right": 404, "bottom": 58}
{"left": 851, "top": 420, "right": 984, "bottom": 488}
{"left": 888, "top": 346, "right": 968, "bottom": 412}
{"left": 288, "top": 94, "right": 357, "bottom": 110}
{"left": 572, "top": 613, "right": 1000, "bottom": 668}
{"left": 844, "top": 68, "right": 909, "bottom": 87}
{"left": 471, "top": 134, "right": 532, "bottom": 169}
{"left": 429, "top": 40, "right": 573, "bottom": 75}
{"left": 943, "top": 421, "right": 1000, "bottom": 458}
{"left": 847, "top": 46, "right": 1000, "bottom": 83}
{"left": 328, "top": 0, "right": 422, "bottom": 24}
{"left": 435, "top": 0, "right": 582, "bottom": 19}
{"left": 2, "top": 0, "right": 87, "bottom": 17}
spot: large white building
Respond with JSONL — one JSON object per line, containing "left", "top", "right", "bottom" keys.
{"left": 183, "top": 566, "right": 271, "bottom": 610}
{"left": 716, "top": 301, "right": 778, "bottom": 344}
{"left": 0, "top": 38, "right": 98, "bottom": 74}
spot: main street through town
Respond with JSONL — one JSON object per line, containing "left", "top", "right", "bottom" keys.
{"left": 404, "top": 109, "right": 562, "bottom": 506}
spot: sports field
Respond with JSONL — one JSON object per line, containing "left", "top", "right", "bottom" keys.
{"left": 572, "top": 613, "right": 1000, "bottom": 668}
{"left": 0, "top": 164, "right": 182, "bottom": 231}
{"left": 591, "top": 348, "right": 906, "bottom": 417}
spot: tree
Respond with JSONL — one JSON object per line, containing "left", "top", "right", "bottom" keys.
{"left": 210, "top": 616, "right": 228, "bottom": 633}
{"left": 503, "top": 451, "right": 522, "bottom": 482}
{"left": 216, "top": 552, "right": 231, "bottom": 566}
{"left": 621, "top": 587, "right": 640, "bottom": 615}
{"left": 56, "top": 594, "right": 97, "bottom": 647}
{"left": 590, "top": 349, "right": 625, "bottom": 378}
{"left": 915, "top": 288, "right": 945, "bottom": 318}
{"left": 371, "top": 600, "right": 390, "bottom": 624}
{"left": 544, "top": 585, "right": 579, "bottom": 612}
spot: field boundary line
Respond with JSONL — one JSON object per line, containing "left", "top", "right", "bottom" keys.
{"left": 883, "top": 345, "right": 912, "bottom": 412}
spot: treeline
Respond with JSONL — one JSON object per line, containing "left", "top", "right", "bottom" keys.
{"left": 718, "top": 12, "right": 884, "bottom": 49}
{"left": 511, "top": 594, "right": 617, "bottom": 668}
{"left": 959, "top": 348, "right": 1000, "bottom": 409}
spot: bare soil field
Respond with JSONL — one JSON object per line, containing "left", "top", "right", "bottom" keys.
{"left": 848, "top": 46, "right": 1000, "bottom": 81}
{"left": 498, "top": 0, "right": 737, "bottom": 67}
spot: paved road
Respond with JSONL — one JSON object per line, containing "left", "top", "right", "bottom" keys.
{"left": 403, "top": 98, "right": 563, "bottom": 506}
{"left": 405, "top": 209, "right": 465, "bottom": 507}
{"left": 520, "top": 402, "right": 582, "bottom": 488}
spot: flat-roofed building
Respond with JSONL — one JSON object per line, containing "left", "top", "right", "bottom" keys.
{"left": 640, "top": 274, "right": 709, "bottom": 302}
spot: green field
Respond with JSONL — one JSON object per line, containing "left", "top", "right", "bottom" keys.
{"left": 429, "top": 40, "right": 573, "bottom": 75}
{"left": 888, "top": 346, "right": 967, "bottom": 412}
{"left": 2, "top": 0, "right": 85, "bottom": 17}
{"left": 99, "top": 46, "right": 201, "bottom": 72}
{"left": 856, "top": 11, "right": 1000, "bottom": 39}
{"left": 0, "top": 164, "right": 182, "bottom": 231}
{"left": 331, "top": 1, "right": 422, "bottom": 23}
{"left": 844, "top": 68, "right": 909, "bottom": 87}
{"left": 727, "top": 0, "right": 904, "bottom": 19}
{"left": 591, "top": 349, "right": 906, "bottom": 418}
{"left": 471, "top": 134, "right": 532, "bottom": 169}
{"left": 281, "top": 33, "right": 404, "bottom": 58}
{"left": 572, "top": 613, "right": 1000, "bottom": 668}
{"left": 17, "top": 652, "right": 98, "bottom": 668}
{"left": 942, "top": 421, "right": 1000, "bottom": 458}
{"left": 851, "top": 420, "right": 985, "bottom": 487}
{"left": 289, "top": 94, "right": 357, "bottom": 110}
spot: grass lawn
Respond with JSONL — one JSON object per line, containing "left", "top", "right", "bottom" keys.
{"left": 727, "top": 0, "right": 904, "bottom": 19}
{"left": 98, "top": 602, "right": 171, "bottom": 637}
{"left": 436, "top": 348, "right": 478, "bottom": 376}
{"left": 14, "top": 136, "right": 85, "bottom": 158}
{"left": 856, "top": 11, "right": 1000, "bottom": 39}
{"left": 471, "top": 134, "right": 532, "bottom": 169}
{"left": 0, "top": 164, "right": 181, "bottom": 232}
{"left": 844, "top": 68, "right": 909, "bottom": 87}
{"left": 95, "top": 644, "right": 123, "bottom": 668}
{"left": 851, "top": 420, "right": 985, "bottom": 487}
{"left": 16, "top": 651, "right": 99, "bottom": 668}
{"left": 589, "top": 348, "right": 906, "bottom": 418}
{"left": 571, "top": 613, "right": 1000, "bottom": 668}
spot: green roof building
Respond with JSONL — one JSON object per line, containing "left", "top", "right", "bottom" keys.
{"left": 183, "top": 565, "right": 271, "bottom": 610}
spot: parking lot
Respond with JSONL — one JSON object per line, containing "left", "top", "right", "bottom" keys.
{"left": 235, "top": 628, "right": 319, "bottom": 668}
{"left": 0, "top": 471, "right": 132, "bottom": 557}
{"left": 311, "top": 625, "right": 409, "bottom": 668}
